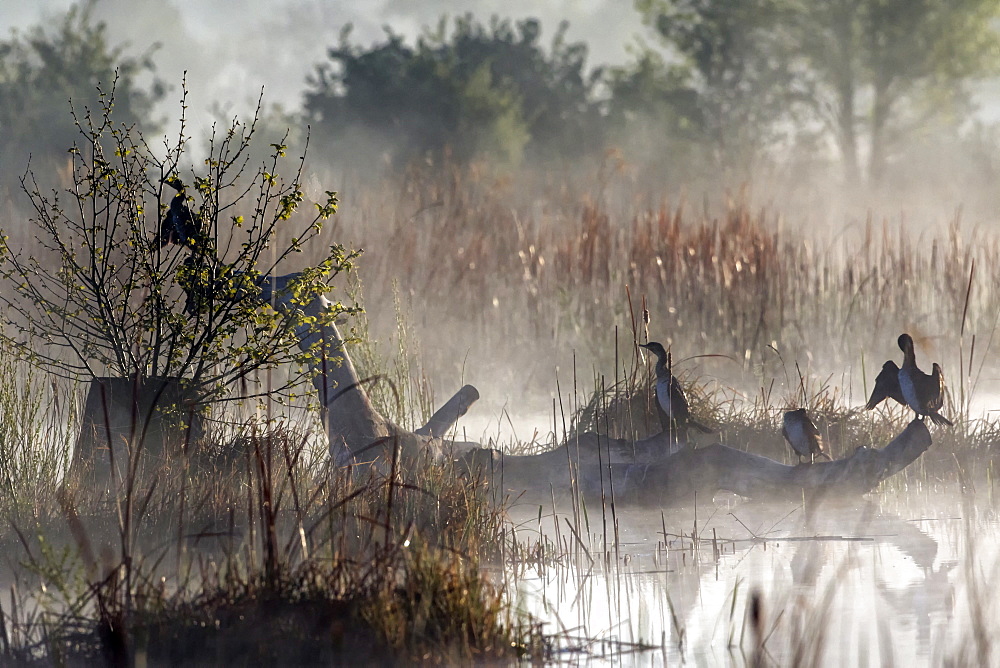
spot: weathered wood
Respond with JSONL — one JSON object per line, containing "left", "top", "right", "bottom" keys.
{"left": 258, "top": 275, "right": 393, "bottom": 464}
{"left": 613, "top": 419, "right": 931, "bottom": 505}
{"left": 415, "top": 385, "right": 480, "bottom": 438}
{"left": 306, "top": 302, "right": 396, "bottom": 464}
{"left": 260, "top": 275, "right": 458, "bottom": 466}
{"left": 67, "top": 376, "right": 202, "bottom": 491}
{"left": 458, "top": 429, "right": 680, "bottom": 498}
{"left": 463, "top": 421, "right": 932, "bottom": 507}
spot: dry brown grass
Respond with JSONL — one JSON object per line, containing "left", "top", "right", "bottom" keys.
{"left": 324, "top": 163, "right": 997, "bottom": 397}
{"left": 0, "top": 419, "right": 535, "bottom": 665}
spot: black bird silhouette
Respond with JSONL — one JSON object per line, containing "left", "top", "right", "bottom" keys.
{"left": 154, "top": 177, "right": 222, "bottom": 316}
{"left": 781, "top": 408, "right": 831, "bottom": 464}
{"left": 897, "top": 333, "right": 953, "bottom": 426}
{"left": 639, "top": 341, "right": 712, "bottom": 443}
{"left": 865, "top": 360, "right": 907, "bottom": 410}
{"left": 155, "top": 177, "right": 200, "bottom": 249}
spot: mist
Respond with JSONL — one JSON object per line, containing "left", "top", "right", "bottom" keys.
{"left": 0, "top": 1, "right": 999, "bottom": 664}
{"left": 4, "top": 0, "right": 1000, "bottom": 220}
{"left": 3, "top": 1, "right": 999, "bottom": 442}
{"left": 0, "top": 0, "right": 639, "bottom": 130}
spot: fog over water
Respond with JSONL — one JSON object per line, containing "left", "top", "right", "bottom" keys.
{"left": 3, "top": 4, "right": 1000, "bottom": 665}
{"left": 508, "top": 493, "right": 988, "bottom": 666}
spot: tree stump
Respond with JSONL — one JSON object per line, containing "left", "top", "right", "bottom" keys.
{"left": 67, "top": 376, "right": 203, "bottom": 491}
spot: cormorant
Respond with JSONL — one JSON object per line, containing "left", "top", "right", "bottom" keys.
{"left": 897, "top": 333, "right": 953, "bottom": 426}
{"left": 781, "top": 408, "right": 831, "bottom": 464}
{"left": 155, "top": 177, "right": 200, "bottom": 249}
{"left": 639, "top": 341, "right": 712, "bottom": 444}
{"left": 865, "top": 360, "right": 907, "bottom": 410}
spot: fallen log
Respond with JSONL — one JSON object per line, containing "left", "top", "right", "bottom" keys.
{"left": 459, "top": 428, "right": 679, "bottom": 493}
{"left": 462, "top": 420, "right": 932, "bottom": 507}
{"left": 611, "top": 419, "right": 932, "bottom": 505}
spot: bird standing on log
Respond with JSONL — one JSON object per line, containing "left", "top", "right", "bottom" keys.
{"left": 781, "top": 408, "right": 831, "bottom": 464}
{"left": 897, "top": 333, "right": 953, "bottom": 426}
{"left": 865, "top": 360, "right": 907, "bottom": 411}
{"left": 639, "top": 341, "right": 712, "bottom": 445}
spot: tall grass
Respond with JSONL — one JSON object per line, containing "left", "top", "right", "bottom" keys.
{"left": 0, "top": 349, "right": 74, "bottom": 521}
{"left": 1, "top": 159, "right": 998, "bottom": 663}
{"left": 346, "top": 279, "right": 437, "bottom": 432}
{"left": 325, "top": 163, "right": 998, "bottom": 429}
{"left": 0, "top": 404, "right": 536, "bottom": 664}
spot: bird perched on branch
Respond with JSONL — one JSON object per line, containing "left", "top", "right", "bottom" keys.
{"left": 897, "top": 333, "right": 953, "bottom": 426}
{"left": 781, "top": 408, "right": 831, "bottom": 464}
{"left": 639, "top": 341, "right": 712, "bottom": 445}
{"left": 154, "top": 176, "right": 223, "bottom": 317}
{"left": 865, "top": 360, "right": 907, "bottom": 411}
{"left": 155, "top": 176, "right": 201, "bottom": 249}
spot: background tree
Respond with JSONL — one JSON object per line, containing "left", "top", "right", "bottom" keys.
{"left": 0, "top": 1, "right": 163, "bottom": 197}
{"left": 605, "top": 49, "right": 709, "bottom": 182}
{"left": 303, "top": 15, "right": 603, "bottom": 169}
{"left": 788, "top": 0, "right": 1000, "bottom": 189}
{"left": 635, "top": 0, "right": 807, "bottom": 181}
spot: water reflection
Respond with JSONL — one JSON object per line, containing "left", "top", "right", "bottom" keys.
{"left": 509, "top": 494, "right": 987, "bottom": 665}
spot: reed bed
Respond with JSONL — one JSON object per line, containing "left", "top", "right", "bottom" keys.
{"left": 0, "top": 157, "right": 998, "bottom": 663}
{"left": 324, "top": 161, "right": 999, "bottom": 435}
{"left": 305, "top": 157, "right": 1000, "bottom": 492}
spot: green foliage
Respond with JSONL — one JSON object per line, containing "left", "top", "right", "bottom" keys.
{"left": 304, "top": 15, "right": 603, "bottom": 168}
{"left": 605, "top": 49, "right": 711, "bottom": 181}
{"left": 634, "top": 0, "right": 1000, "bottom": 187}
{"left": 786, "top": 0, "right": 1000, "bottom": 187}
{"left": 0, "top": 80, "right": 359, "bottom": 405}
{"left": 0, "top": 1, "right": 163, "bottom": 190}
{"left": 635, "top": 0, "right": 807, "bottom": 178}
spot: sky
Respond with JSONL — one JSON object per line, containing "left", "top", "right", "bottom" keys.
{"left": 0, "top": 0, "right": 645, "bottom": 131}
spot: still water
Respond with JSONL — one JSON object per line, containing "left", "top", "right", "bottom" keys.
{"left": 506, "top": 491, "right": 997, "bottom": 666}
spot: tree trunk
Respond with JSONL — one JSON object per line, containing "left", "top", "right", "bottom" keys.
{"left": 831, "top": 0, "right": 861, "bottom": 191}
{"left": 869, "top": 86, "right": 891, "bottom": 189}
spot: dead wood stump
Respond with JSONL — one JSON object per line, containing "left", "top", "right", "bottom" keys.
{"left": 67, "top": 376, "right": 203, "bottom": 491}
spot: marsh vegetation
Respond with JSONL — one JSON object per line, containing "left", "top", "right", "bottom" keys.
{"left": 0, "top": 155, "right": 996, "bottom": 663}
{"left": 1, "top": 1, "right": 1000, "bottom": 665}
